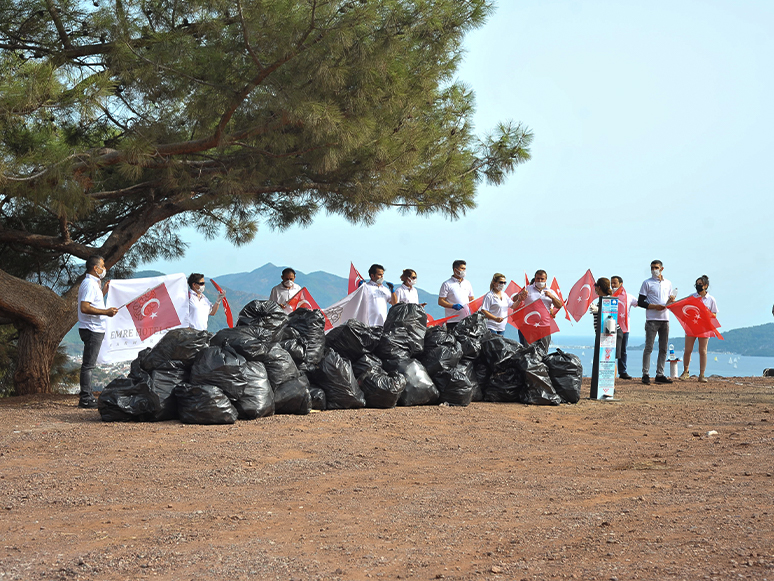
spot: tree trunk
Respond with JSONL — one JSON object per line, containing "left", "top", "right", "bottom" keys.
{"left": 13, "top": 319, "right": 72, "bottom": 395}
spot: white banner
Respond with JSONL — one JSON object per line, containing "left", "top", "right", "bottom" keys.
{"left": 322, "top": 283, "right": 371, "bottom": 332}
{"left": 97, "top": 273, "right": 189, "bottom": 364}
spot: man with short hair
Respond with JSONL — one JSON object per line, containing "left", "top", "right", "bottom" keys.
{"left": 363, "top": 264, "right": 396, "bottom": 326}
{"left": 269, "top": 267, "right": 302, "bottom": 313}
{"left": 638, "top": 260, "right": 676, "bottom": 385}
{"left": 611, "top": 275, "right": 638, "bottom": 380}
{"left": 77, "top": 255, "right": 119, "bottom": 408}
{"left": 511, "top": 269, "right": 563, "bottom": 348}
{"left": 437, "top": 260, "right": 475, "bottom": 331}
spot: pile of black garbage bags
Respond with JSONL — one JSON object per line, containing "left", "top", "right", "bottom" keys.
{"left": 98, "top": 301, "right": 583, "bottom": 424}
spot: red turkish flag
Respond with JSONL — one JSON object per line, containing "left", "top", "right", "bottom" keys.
{"left": 550, "top": 277, "right": 571, "bottom": 321}
{"left": 612, "top": 286, "right": 630, "bottom": 333}
{"left": 565, "top": 269, "right": 596, "bottom": 323}
{"left": 348, "top": 263, "right": 365, "bottom": 294}
{"left": 426, "top": 313, "right": 460, "bottom": 328}
{"left": 524, "top": 272, "right": 530, "bottom": 288}
{"left": 667, "top": 295, "right": 723, "bottom": 339}
{"left": 126, "top": 283, "right": 181, "bottom": 341}
{"left": 505, "top": 280, "right": 521, "bottom": 298}
{"left": 468, "top": 294, "right": 486, "bottom": 314}
{"left": 509, "top": 298, "right": 560, "bottom": 344}
{"left": 287, "top": 287, "right": 333, "bottom": 331}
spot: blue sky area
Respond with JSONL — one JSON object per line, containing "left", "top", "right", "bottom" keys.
{"left": 146, "top": 0, "right": 774, "bottom": 336}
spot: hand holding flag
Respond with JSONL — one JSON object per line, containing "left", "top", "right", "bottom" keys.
{"left": 509, "top": 299, "right": 560, "bottom": 344}
{"left": 667, "top": 295, "right": 723, "bottom": 339}
{"left": 565, "top": 269, "right": 596, "bottom": 322}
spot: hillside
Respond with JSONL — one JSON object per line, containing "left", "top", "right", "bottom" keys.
{"left": 636, "top": 322, "right": 774, "bottom": 357}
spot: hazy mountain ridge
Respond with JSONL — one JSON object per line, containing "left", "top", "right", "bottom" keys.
{"left": 635, "top": 323, "right": 774, "bottom": 357}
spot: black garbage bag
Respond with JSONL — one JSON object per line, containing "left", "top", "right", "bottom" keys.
{"left": 383, "top": 303, "right": 427, "bottom": 356}
{"left": 470, "top": 362, "right": 485, "bottom": 402}
{"left": 481, "top": 334, "right": 525, "bottom": 370}
{"left": 484, "top": 367, "right": 525, "bottom": 402}
{"left": 309, "top": 386, "right": 327, "bottom": 411}
{"left": 315, "top": 349, "right": 366, "bottom": 410}
{"left": 434, "top": 360, "right": 477, "bottom": 407}
{"left": 258, "top": 343, "right": 300, "bottom": 388}
{"left": 452, "top": 312, "right": 489, "bottom": 360}
{"left": 352, "top": 353, "right": 383, "bottom": 379}
{"left": 236, "top": 300, "right": 289, "bottom": 341}
{"left": 274, "top": 375, "right": 312, "bottom": 415}
{"left": 141, "top": 328, "right": 210, "bottom": 371}
{"left": 146, "top": 365, "right": 185, "bottom": 420}
{"left": 98, "top": 377, "right": 159, "bottom": 422}
{"left": 210, "top": 325, "right": 274, "bottom": 360}
{"left": 359, "top": 367, "right": 407, "bottom": 409}
{"left": 480, "top": 335, "right": 525, "bottom": 403}
{"left": 375, "top": 327, "right": 413, "bottom": 371}
{"left": 281, "top": 334, "right": 307, "bottom": 366}
{"left": 287, "top": 308, "right": 326, "bottom": 368}
{"left": 189, "top": 345, "right": 249, "bottom": 401}
{"left": 324, "top": 319, "right": 382, "bottom": 360}
{"left": 396, "top": 359, "right": 439, "bottom": 406}
{"left": 544, "top": 349, "right": 583, "bottom": 404}
{"left": 129, "top": 347, "right": 152, "bottom": 380}
{"left": 174, "top": 383, "right": 238, "bottom": 424}
{"left": 419, "top": 327, "right": 463, "bottom": 376}
{"left": 514, "top": 345, "right": 562, "bottom": 406}
{"left": 233, "top": 361, "right": 275, "bottom": 419}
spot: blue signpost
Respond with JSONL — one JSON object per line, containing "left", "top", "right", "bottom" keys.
{"left": 590, "top": 296, "right": 619, "bottom": 399}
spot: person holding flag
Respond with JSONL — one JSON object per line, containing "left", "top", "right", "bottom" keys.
{"left": 511, "top": 270, "right": 563, "bottom": 346}
{"left": 611, "top": 275, "right": 639, "bottom": 380}
{"left": 438, "top": 260, "right": 475, "bottom": 331}
{"left": 679, "top": 275, "right": 718, "bottom": 383}
{"left": 394, "top": 269, "right": 427, "bottom": 306}
{"left": 480, "top": 273, "right": 513, "bottom": 335}
{"left": 363, "top": 264, "right": 397, "bottom": 326}
{"left": 187, "top": 273, "right": 225, "bottom": 331}
{"left": 269, "top": 267, "right": 302, "bottom": 313}
{"left": 77, "top": 255, "right": 119, "bottom": 408}
{"left": 637, "top": 260, "right": 676, "bottom": 385}
{"left": 590, "top": 278, "right": 623, "bottom": 354}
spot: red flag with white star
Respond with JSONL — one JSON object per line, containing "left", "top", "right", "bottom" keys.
{"left": 509, "top": 298, "right": 560, "bottom": 344}
{"left": 287, "top": 287, "right": 333, "bottom": 331}
{"left": 125, "top": 282, "right": 181, "bottom": 341}
{"left": 565, "top": 269, "right": 596, "bottom": 323}
{"left": 612, "top": 285, "right": 630, "bottom": 333}
{"left": 550, "top": 277, "right": 571, "bottom": 321}
{"left": 667, "top": 295, "right": 723, "bottom": 339}
{"left": 348, "top": 263, "right": 365, "bottom": 294}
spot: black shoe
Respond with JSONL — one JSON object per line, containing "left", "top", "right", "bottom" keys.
{"left": 78, "top": 397, "right": 98, "bottom": 409}
{"left": 641, "top": 374, "right": 650, "bottom": 385}
{"left": 619, "top": 373, "right": 632, "bottom": 380}
{"left": 655, "top": 375, "right": 673, "bottom": 384}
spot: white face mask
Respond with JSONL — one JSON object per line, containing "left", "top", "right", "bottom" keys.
{"left": 282, "top": 280, "right": 294, "bottom": 288}
{"left": 535, "top": 280, "right": 546, "bottom": 289}
{"left": 97, "top": 267, "right": 106, "bottom": 280}
{"left": 494, "top": 283, "right": 505, "bottom": 292}
{"left": 405, "top": 278, "right": 415, "bottom": 287}
{"left": 374, "top": 276, "right": 384, "bottom": 285}
{"left": 651, "top": 268, "right": 661, "bottom": 277}
{"left": 454, "top": 269, "right": 465, "bottom": 280}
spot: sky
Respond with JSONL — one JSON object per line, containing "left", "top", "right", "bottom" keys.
{"left": 146, "top": 0, "right": 774, "bottom": 336}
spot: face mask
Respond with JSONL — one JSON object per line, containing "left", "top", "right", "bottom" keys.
{"left": 454, "top": 269, "right": 465, "bottom": 280}
{"left": 97, "top": 268, "right": 106, "bottom": 280}
{"left": 651, "top": 268, "right": 660, "bottom": 277}
{"left": 282, "top": 280, "right": 293, "bottom": 288}
{"left": 695, "top": 284, "right": 704, "bottom": 292}
{"left": 375, "top": 277, "right": 384, "bottom": 285}
{"left": 405, "top": 278, "right": 415, "bottom": 287}
{"left": 494, "top": 283, "right": 505, "bottom": 292}
{"left": 535, "top": 281, "right": 546, "bottom": 289}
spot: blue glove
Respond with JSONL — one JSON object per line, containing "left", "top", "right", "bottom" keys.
{"left": 452, "top": 303, "right": 464, "bottom": 311}
{"left": 386, "top": 281, "right": 394, "bottom": 292}
{"left": 357, "top": 279, "right": 365, "bottom": 287}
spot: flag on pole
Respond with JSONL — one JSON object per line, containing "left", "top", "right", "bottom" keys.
{"left": 209, "top": 278, "right": 233, "bottom": 328}
{"left": 667, "top": 295, "right": 724, "bottom": 339}
{"left": 550, "top": 277, "right": 571, "bottom": 321}
{"left": 287, "top": 287, "right": 333, "bottom": 331}
{"left": 509, "top": 299, "right": 560, "bottom": 344}
{"left": 322, "top": 283, "right": 370, "bottom": 331}
{"left": 468, "top": 294, "right": 486, "bottom": 314}
{"left": 426, "top": 313, "right": 460, "bottom": 328}
{"left": 612, "top": 285, "right": 630, "bottom": 333}
{"left": 524, "top": 272, "right": 530, "bottom": 288}
{"left": 505, "top": 280, "right": 522, "bottom": 298}
{"left": 348, "top": 263, "right": 365, "bottom": 294}
{"left": 126, "top": 282, "right": 182, "bottom": 341}
{"left": 565, "top": 269, "right": 596, "bottom": 322}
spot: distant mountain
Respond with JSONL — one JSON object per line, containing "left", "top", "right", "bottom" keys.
{"left": 636, "top": 322, "right": 774, "bottom": 357}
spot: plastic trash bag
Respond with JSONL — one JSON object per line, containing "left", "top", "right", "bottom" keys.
{"left": 359, "top": 367, "right": 407, "bottom": 409}
{"left": 236, "top": 300, "right": 289, "bottom": 341}
{"left": 287, "top": 308, "right": 327, "bottom": 368}
{"left": 189, "top": 345, "right": 249, "bottom": 401}
{"left": 141, "top": 328, "right": 210, "bottom": 371}
{"left": 281, "top": 335, "right": 307, "bottom": 366}
{"left": 309, "top": 386, "right": 327, "bottom": 411}
{"left": 480, "top": 335, "right": 525, "bottom": 403}
{"left": 98, "top": 377, "right": 159, "bottom": 422}
{"left": 259, "top": 343, "right": 301, "bottom": 388}
{"left": 375, "top": 327, "right": 413, "bottom": 371}
{"left": 452, "top": 312, "right": 489, "bottom": 360}
{"left": 325, "top": 319, "right": 382, "bottom": 360}
{"left": 396, "top": 359, "right": 439, "bottom": 406}
{"left": 434, "top": 360, "right": 477, "bottom": 407}
{"left": 544, "top": 349, "right": 583, "bottom": 404}
{"left": 352, "top": 353, "right": 383, "bottom": 379}
{"left": 419, "top": 327, "right": 463, "bottom": 376}
{"left": 274, "top": 375, "right": 312, "bottom": 415}
{"left": 314, "top": 349, "right": 366, "bottom": 410}
{"left": 174, "top": 383, "right": 238, "bottom": 424}
{"left": 233, "top": 361, "right": 275, "bottom": 419}
{"left": 514, "top": 345, "right": 562, "bottom": 406}
{"left": 383, "top": 303, "right": 427, "bottom": 356}
{"left": 210, "top": 325, "right": 275, "bottom": 360}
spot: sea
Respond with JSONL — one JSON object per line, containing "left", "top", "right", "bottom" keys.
{"left": 550, "top": 334, "right": 774, "bottom": 378}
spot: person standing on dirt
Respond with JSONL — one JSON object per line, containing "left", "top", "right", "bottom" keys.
{"left": 437, "top": 260, "right": 475, "bottom": 332}
{"left": 269, "top": 267, "right": 302, "bottom": 313}
{"left": 679, "top": 275, "right": 718, "bottom": 383}
{"left": 76, "top": 256, "right": 119, "bottom": 408}
{"left": 637, "top": 260, "right": 676, "bottom": 385}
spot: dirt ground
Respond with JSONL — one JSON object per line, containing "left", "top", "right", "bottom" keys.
{"left": 1, "top": 377, "right": 773, "bottom": 581}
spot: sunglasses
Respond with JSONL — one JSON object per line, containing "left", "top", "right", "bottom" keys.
{"left": 194, "top": 281, "right": 205, "bottom": 286}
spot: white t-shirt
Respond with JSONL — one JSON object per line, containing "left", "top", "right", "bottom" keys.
{"left": 188, "top": 290, "right": 213, "bottom": 331}
{"left": 438, "top": 277, "right": 475, "bottom": 322}
{"left": 394, "top": 283, "right": 419, "bottom": 304}
{"left": 694, "top": 292, "right": 718, "bottom": 314}
{"left": 364, "top": 280, "right": 392, "bottom": 326}
{"left": 269, "top": 282, "right": 302, "bottom": 313}
{"left": 77, "top": 274, "right": 107, "bottom": 332}
{"left": 522, "top": 284, "right": 555, "bottom": 313}
{"left": 638, "top": 276, "right": 674, "bottom": 321}
{"left": 481, "top": 290, "right": 514, "bottom": 332}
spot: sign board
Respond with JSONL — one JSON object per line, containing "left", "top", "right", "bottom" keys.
{"left": 590, "top": 296, "right": 619, "bottom": 399}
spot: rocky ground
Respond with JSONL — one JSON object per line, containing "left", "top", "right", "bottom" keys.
{"left": 1, "top": 376, "right": 773, "bottom": 580}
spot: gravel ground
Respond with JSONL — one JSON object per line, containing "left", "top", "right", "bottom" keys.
{"left": 1, "top": 376, "right": 773, "bottom": 580}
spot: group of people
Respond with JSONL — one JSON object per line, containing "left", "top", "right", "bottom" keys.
{"left": 75, "top": 256, "right": 718, "bottom": 409}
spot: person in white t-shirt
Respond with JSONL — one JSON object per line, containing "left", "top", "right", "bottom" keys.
{"left": 480, "top": 273, "right": 513, "bottom": 335}
{"left": 611, "top": 275, "right": 639, "bottom": 380}
{"left": 394, "top": 269, "right": 427, "bottom": 307}
{"left": 187, "top": 273, "right": 224, "bottom": 331}
{"left": 363, "top": 264, "right": 396, "bottom": 326}
{"left": 437, "top": 260, "right": 475, "bottom": 331}
{"left": 680, "top": 274, "right": 718, "bottom": 384}
{"left": 511, "top": 269, "right": 563, "bottom": 347}
{"left": 269, "top": 267, "right": 302, "bottom": 313}
{"left": 637, "top": 260, "right": 676, "bottom": 385}
{"left": 76, "top": 255, "right": 119, "bottom": 408}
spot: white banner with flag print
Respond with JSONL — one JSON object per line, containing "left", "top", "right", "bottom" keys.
{"left": 321, "top": 283, "right": 371, "bottom": 332}
{"left": 97, "top": 273, "right": 190, "bottom": 364}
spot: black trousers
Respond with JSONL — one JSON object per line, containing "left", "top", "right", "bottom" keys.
{"left": 79, "top": 328, "right": 105, "bottom": 397}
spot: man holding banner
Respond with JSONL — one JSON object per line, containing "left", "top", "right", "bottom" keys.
{"left": 77, "top": 256, "right": 119, "bottom": 408}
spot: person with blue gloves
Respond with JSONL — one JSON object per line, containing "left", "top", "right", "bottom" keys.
{"left": 363, "top": 263, "right": 397, "bottom": 326}
{"left": 437, "top": 260, "right": 474, "bottom": 331}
